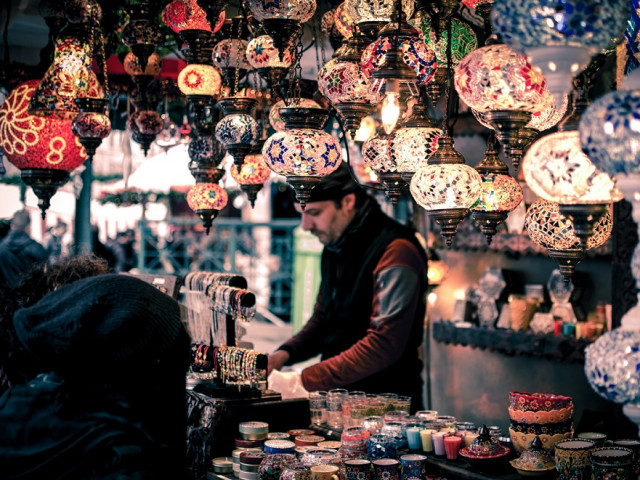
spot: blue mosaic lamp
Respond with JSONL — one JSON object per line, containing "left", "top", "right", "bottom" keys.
{"left": 491, "top": 0, "right": 629, "bottom": 106}
{"left": 262, "top": 108, "right": 342, "bottom": 209}
{"left": 215, "top": 97, "right": 261, "bottom": 168}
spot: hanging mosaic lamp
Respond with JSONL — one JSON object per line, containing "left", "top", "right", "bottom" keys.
{"left": 318, "top": 31, "right": 381, "bottom": 137}
{"left": 334, "top": 2, "right": 354, "bottom": 40}
{"left": 128, "top": 109, "right": 164, "bottom": 156}
{"left": 389, "top": 97, "right": 442, "bottom": 184}
{"left": 269, "top": 98, "right": 321, "bottom": 132}
{"left": 410, "top": 133, "right": 482, "bottom": 247}
{"left": 246, "top": 0, "right": 316, "bottom": 61}
{"left": 71, "top": 97, "right": 111, "bottom": 161}
{"left": 321, "top": 7, "right": 345, "bottom": 50}
{"left": 0, "top": 80, "right": 88, "bottom": 217}
{"left": 187, "top": 181, "right": 229, "bottom": 234}
{"left": 362, "top": 13, "right": 438, "bottom": 134}
{"left": 246, "top": 35, "right": 294, "bottom": 91}
{"left": 472, "top": 89, "right": 569, "bottom": 168}
{"left": 491, "top": 0, "right": 629, "bottom": 107}
{"left": 409, "top": 11, "right": 477, "bottom": 102}
{"left": 213, "top": 37, "right": 250, "bottom": 89}
{"left": 230, "top": 146, "right": 272, "bottom": 207}
{"left": 121, "top": 3, "right": 163, "bottom": 72}
{"left": 215, "top": 96, "right": 261, "bottom": 167}
{"left": 346, "top": 0, "right": 414, "bottom": 41}
{"left": 162, "top": 0, "right": 226, "bottom": 34}
{"left": 454, "top": 42, "right": 546, "bottom": 171}
{"left": 470, "top": 134, "right": 523, "bottom": 245}
{"left": 29, "top": 26, "right": 104, "bottom": 119}
{"left": 263, "top": 107, "right": 342, "bottom": 209}
{"left": 524, "top": 199, "right": 612, "bottom": 283}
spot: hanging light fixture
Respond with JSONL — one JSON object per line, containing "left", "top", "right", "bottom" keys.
{"left": 121, "top": 3, "right": 163, "bottom": 72}
{"left": 246, "top": 35, "right": 294, "bottom": 92}
{"left": 525, "top": 199, "right": 612, "bottom": 283}
{"left": 472, "top": 90, "right": 569, "bottom": 167}
{"left": 123, "top": 51, "right": 163, "bottom": 77}
{"left": 230, "top": 145, "right": 272, "bottom": 208}
{"left": 128, "top": 109, "right": 164, "bottom": 156}
{"left": 29, "top": 25, "right": 104, "bottom": 119}
{"left": 345, "top": 0, "right": 414, "bottom": 41}
{"left": 71, "top": 98, "right": 111, "bottom": 162}
{"left": 454, "top": 42, "right": 547, "bottom": 171}
{"left": 245, "top": 0, "right": 316, "bottom": 61}
{"left": 212, "top": 17, "right": 251, "bottom": 90}
{"left": 215, "top": 96, "right": 261, "bottom": 167}
{"left": 361, "top": 127, "right": 390, "bottom": 183}
{"left": 411, "top": 134, "right": 482, "bottom": 247}
{"left": 187, "top": 182, "right": 229, "bottom": 233}
{"left": 389, "top": 93, "right": 442, "bottom": 182}
{"left": 318, "top": 30, "right": 382, "bottom": 137}
{"left": 409, "top": 12, "right": 478, "bottom": 102}
{"left": 263, "top": 107, "right": 342, "bottom": 209}
{"left": 361, "top": 0, "right": 438, "bottom": 134}
{"left": 491, "top": 0, "right": 629, "bottom": 107}
{"left": 0, "top": 80, "right": 88, "bottom": 217}
{"left": 162, "top": 0, "right": 226, "bottom": 35}
{"left": 470, "top": 134, "right": 523, "bottom": 244}
{"left": 269, "top": 98, "right": 321, "bottom": 132}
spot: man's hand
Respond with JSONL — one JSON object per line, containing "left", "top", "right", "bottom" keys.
{"left": 268, "top": 350, "right": 290, "bottom": 375}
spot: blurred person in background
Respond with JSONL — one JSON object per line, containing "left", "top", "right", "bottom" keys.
{"left": 0, "top": 210, "right": 47, "bottom": 288}
{"left": 43, "top": 220, "right": 68, "bottom": 263}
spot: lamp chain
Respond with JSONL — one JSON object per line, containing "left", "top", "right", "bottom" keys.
{"left": 313, "top": 17, "right": 321, "bottom": 73}
{"left": 232, "top": 17, "right": 242, "bottom": 96}
{"left": 442, "top": 17, "right": 454, "bottom": 135}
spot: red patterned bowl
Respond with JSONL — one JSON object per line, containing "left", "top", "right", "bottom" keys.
{"left": 508, "top": 405, "right": 574, "bottom": 424}
{"left": 508, "top": 428, "right": 573, "bottom": 453}
{"left": 459, "top": 445, "right": 511, "bottom": 467}
{"left": 509, "top": 392, "right": 573, "bottom": 412}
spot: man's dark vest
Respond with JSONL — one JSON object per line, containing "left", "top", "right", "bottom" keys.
{"left": 317, "top": 200, "right": 428, "bottom": 403}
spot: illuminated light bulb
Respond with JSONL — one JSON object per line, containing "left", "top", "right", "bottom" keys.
{"left": 381, "top": 93, "right": 401, "bottom": 134}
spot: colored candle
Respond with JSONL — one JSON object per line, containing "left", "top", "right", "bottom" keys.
{"left": 432, "top": 432, "right": 446, "bottom": 456}
{"left": 406, "top": 427, "right": 422, "bottom": 451}
{"left": 444, "top": 436, "right": 462, "bottom": 460}
{"left": 420, "top": 429, "right": 434, "bottom": 453}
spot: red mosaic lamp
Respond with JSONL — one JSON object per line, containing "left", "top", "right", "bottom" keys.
{"left": 71, "top": 97, "right": 111, "bottom": 161}
{"left": 0, "top": 80, "right": 88, "bottom": 217}
{"left": 230, "top": 147, "right": 272, "bottom": 208}
{"left": 187, "top": 181, "right": 229, "bottom": 234}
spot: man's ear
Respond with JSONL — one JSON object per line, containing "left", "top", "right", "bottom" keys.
{"left": 341, "top": 193, "right": 357, "bottom": 211}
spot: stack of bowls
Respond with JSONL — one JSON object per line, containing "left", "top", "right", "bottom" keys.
{"left": 508, "top": 391, "right": 574, "bottom": 452}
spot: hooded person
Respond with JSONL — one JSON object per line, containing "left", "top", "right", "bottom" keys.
{"left": 268, "top": 162, "right": 429, "bottom": 411}
{"left": 0, "top": 273, "right": 191, "bottom": 479}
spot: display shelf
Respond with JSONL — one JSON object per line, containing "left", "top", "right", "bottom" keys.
{"left": 432, "top": 321, "right": 590, "bottom": 363}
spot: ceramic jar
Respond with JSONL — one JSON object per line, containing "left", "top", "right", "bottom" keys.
{"left": 590, "top": 447, "right": 634, "bottom": 480}
{"left": 258, "top": 453, "right": 299, "bottom": 480}
{"left": 554, "top": 439, "right": 596, "bottom": 480}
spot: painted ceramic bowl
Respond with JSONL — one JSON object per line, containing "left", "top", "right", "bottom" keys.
{"left": 509, "top": 392, "right": 573, "bottom": 412}
{"left": 510, "top": 419, "right": 573, "bottom": 436}
{"left": 512, "top": 436, "right": 555, "bottom": 471}
{"left": 509, "top": 459, "right": 555, "bottom": 478}
{"left": 508, "top": 405, "right": 574, "bottom": 424}
{"left": 508, "top": 428, "right": 573, "bottom": 453}
{"left": 459, "top": 446, "right": 511, "bottom": 467}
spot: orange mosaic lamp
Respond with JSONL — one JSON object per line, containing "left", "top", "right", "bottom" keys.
{"left": 230, "top": 151, "right": 272, "bottom": 208}
{"left": 187, "top": 182, "right": 229, "bottom": 234}
{"left": 0, "top": 80, "right": 88, "bottom": 217}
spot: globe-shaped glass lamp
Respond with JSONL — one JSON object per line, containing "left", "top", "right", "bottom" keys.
{"left": 334, "top": 1, "right": 353, "bottom": 39}
{"left": 263, "top": 108, "right": 342, "bottom": 208}
{"left": 230, "top": 152, "right": 272, "bottom": 207}
{"left": 246, "top": 0, "right": 316, "bottom": 22}
{"left": 454, "top": 43, "right": 546, "bottom": 114}
{"left": 162, "top": 0, "right": 226, "bottom": 33}
{"left": 215, "top": 113, "right": 261, "bottom": 165}
{"left": 362, "top": 131, "right": 391, "bottom": 174}
{"left": 523, "top": 131, "right": 623, "bottom": 206}
{"left": 0, "top": 80, "right": 89, "bottom": 216}
{"left": 525, "top": 199, "right": 612, "bottom": 251}
{"left": 579, "top": 89, "right": 640, "bottom": 178}
{"left": 409, "top": 12, "right": 478, "bottom": 68}
{"left": 319, "top": 58, "right": 381, "bottom": 105}
{"left": 491, "top": 0, "right": 629, "bottom": 105}
{"left": 585, "top": 329, "right": 640, "bottom": 405}
{"left": 246, "top": 35, "right": 293, "bottom": 87}
{"left": 187, "top": 182, "right": 229, "bottom": 233}
{"left": 213, "top": 38, "right": 250, "bottom": 71}
{"left": 389, "top": 115, "right": 441, "bottom": 177}
{"left": 177, "top": 64, "right": 223, "bottom": 97}
{"left": 71, "top": 97, "right": 111, "bottom": 160}
{"left": 269, "top": 98, "right": 321, "bottom": 132}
